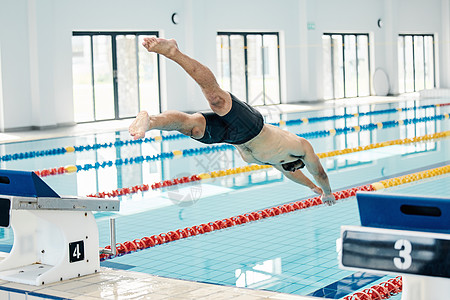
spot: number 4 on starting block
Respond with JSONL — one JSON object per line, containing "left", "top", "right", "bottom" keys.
{"left": 69, "top": 241, "right": 85, "bottom": 263}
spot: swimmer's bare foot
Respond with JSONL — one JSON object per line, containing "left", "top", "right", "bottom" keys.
{"left": 142, "top": 37, "right": 179, "bottom": 58}
{"left": 129, "top": 111, "right": 151, "bottom": 140}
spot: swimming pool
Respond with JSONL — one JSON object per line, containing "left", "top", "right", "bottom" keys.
{"left": 0, "top": 97, "right": 449, "bottom": 299}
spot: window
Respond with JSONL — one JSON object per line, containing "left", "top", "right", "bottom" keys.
{"left": 72, "top": 32, "right": 161, "bottom": 123}
{"left": 217, "top": 32, "right": 281, "bottom": 106}
{"left": 322, "top": 33, "right": 371, "bottom": 99}
{"left": 398, "top": 34, "right": 435, "bottom": 93}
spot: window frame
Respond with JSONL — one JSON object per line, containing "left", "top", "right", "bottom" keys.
{"left": 322, "top": 32, "right": 372, "bottom": 99}
{"left": 217, "top": 32, "right": 282, "bottom": 105}
{"left": 398, "top": 34, "right": 436, "bottom": 93}
{"left": 72, "top": 31, "right": 161, "bottom": 123}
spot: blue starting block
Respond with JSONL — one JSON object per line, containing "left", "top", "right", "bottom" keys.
{"left": 0, "top": 170, "right": 119, "bottom": 286}
{"left": 338, "top": 192, "right": 450, "bottom": 300}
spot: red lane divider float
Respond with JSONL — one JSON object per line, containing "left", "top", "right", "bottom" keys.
{"left": 88, "top": 175, "right": 201, "bottom": 198}
{"left": 34, "top": 167, "right": 67, "bottom": 177}
{"left": 341, "top": 276, "right": 402, "bottom": 300}
{"left": 99, "top": 184, "right": 374, "bottom": 261}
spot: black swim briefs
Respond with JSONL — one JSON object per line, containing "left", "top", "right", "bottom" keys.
{"left": 194, "top": 93, "right": 264, "bottom": 145}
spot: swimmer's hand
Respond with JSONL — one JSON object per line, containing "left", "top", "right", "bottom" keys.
{"left": 321, "top": 193, "right": 336, "bottom": 206}
{"left": 312, "top": 187, "right": 336, "bottom": 206}
{"left": 129, "top": 111, "right": 150, "bottom": 140}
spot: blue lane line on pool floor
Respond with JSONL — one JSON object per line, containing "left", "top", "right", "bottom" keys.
{"left": 307, "top": 272, "right": 383, "bottom": 298}
{"left": 0, "top": 286, "right": 69, "bottom": 300}
{"left": 101, "top": 261, "right": 136, "bottom": 270}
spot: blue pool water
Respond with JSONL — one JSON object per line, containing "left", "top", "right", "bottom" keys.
{"left": 0, "top": 98, "right": 449, "bottom": 299}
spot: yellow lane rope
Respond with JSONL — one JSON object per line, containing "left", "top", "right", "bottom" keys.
{"left": 199, "top": 131, "right": 450, "bottom": 179}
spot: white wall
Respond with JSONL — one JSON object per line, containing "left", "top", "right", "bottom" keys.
{"left": 0, "top": 0, "right": 448, "bottom": 131}
{"left": 309, "top": 0, "right": 384, "bottom": 99}
{"left": 440, "top": 0, "right": 450, "bottom": 91}
{"left": 0, "top": 0, "right": 33, "bottom": 130}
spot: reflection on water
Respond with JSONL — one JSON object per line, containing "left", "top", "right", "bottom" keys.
{"left": 235, "top": 257, "right": 282, "bottom": 288}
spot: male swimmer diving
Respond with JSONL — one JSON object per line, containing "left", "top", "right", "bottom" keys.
{"left": 129, "top": 37, "right": 336, "bottom": 205}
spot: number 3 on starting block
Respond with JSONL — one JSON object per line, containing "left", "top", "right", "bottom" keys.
{"left": 69, "top": 241, "right": 85, "bottom": 263}
{"left": 393, "top": 239, "right": 412, "bottom": 270}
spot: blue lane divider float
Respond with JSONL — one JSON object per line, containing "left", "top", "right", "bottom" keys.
{"left": 73, "top": 144, "right": 235, "bottom": 173}
{"left": 269, "top": 103, "right": 443, "bottom": 126}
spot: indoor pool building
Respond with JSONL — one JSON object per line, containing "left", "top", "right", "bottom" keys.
{"left": 0, "top": 1, "right": 449, "bottom": 299}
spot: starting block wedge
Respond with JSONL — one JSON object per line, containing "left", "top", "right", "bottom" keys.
{"left": 0, "top": 170, "right": 119, "bottom": 286}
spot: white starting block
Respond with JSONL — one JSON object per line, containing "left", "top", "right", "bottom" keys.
{"left": 337, "top": 192, "right": 450, "bottom": 300}
{"left": 0, "top": 170, "right": 119, "bottom": 286}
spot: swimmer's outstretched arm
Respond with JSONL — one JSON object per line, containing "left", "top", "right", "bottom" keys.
{"left": 293, "top": 139, "right": 336, "bottom": 205}
{"left": 273, "top": 165, "right": 323, "bottom": 196}
{"left": 302, "top": 140, "right": 336, "bottom": 205}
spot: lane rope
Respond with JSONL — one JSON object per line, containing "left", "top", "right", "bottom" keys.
{"left": 99, "top": 164, "right": 450, "bottom": 260}
{"left": 341, "top": 276, "right": 402, "bottom": 300}
{"left": 33, "top": 115, "right": 450, "bottom": 178}
{"left": 271, "top": 103, "right": 446, "bottom": 127}
{"left": 81, "top": 130, "right": 449, "bottom": 198}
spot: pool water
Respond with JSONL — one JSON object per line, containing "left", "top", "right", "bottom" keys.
{"left": 0, "top": 98, "right": 449, "bottom": 299}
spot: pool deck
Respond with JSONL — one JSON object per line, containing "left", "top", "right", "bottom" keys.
{"left": 0, "top": 268, "right": 315, "bottom": 299}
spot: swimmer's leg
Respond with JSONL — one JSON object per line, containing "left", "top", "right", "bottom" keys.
{"left": 142, "top": 37, "right": 232, "bottom": 116}
{"left": 129, "top": 110, "right": 205, "bottom": 140}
